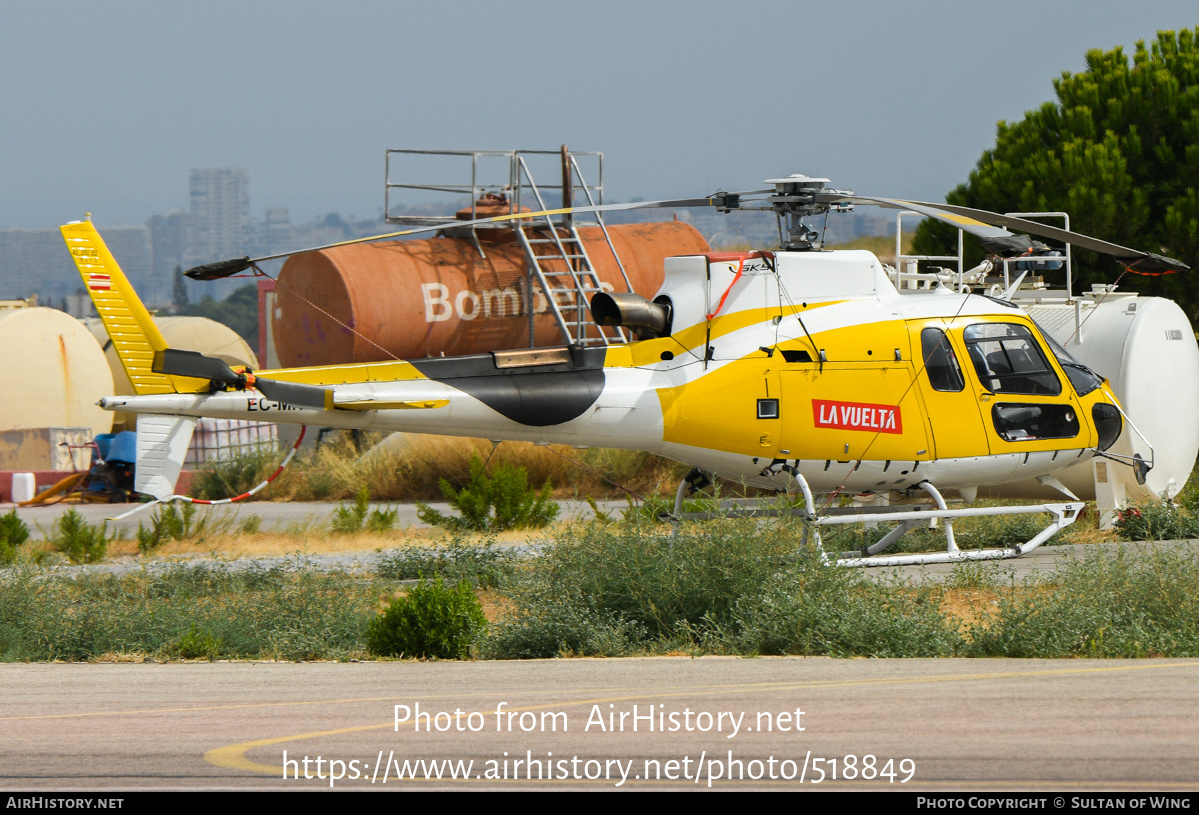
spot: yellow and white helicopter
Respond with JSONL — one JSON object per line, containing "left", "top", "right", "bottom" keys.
{"left": 61, "top": 174, "right": 1190, "bottom": 566}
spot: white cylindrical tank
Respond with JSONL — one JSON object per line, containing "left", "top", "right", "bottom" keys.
{"left": 1007, "top": 294, "right": 1199, "bottom": 501}
{"left": 84, "top": 316, "right": 259, "bottom": 431}
{"left": 0, "top": 307, "right": 114, "bottom": 438}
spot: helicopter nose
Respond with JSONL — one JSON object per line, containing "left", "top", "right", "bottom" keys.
{"left": 1092, "top": 402, "right": 1122, "bottom": 451}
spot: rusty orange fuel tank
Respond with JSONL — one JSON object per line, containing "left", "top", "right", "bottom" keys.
{"left": 273, "top": 221, "right": 709, "bottom": 366}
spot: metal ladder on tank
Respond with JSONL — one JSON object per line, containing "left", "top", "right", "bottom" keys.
{"left": 512, "top": 151, "right": 634, "bottom": 347}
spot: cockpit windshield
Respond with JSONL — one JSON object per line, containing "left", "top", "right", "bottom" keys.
{"left": 1031, "top": 320, "right": 1104, "bottom": 397}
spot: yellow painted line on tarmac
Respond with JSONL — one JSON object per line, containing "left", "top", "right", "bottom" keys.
{"left": 206, "top": 661, "right": 1199, "bottom": 778}
{"left": 205, "top": 722, "right": 395, "bottom": 776}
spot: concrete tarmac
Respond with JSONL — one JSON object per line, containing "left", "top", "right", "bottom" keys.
{"left": 2, "top": 657, "right": 1198, "bottom": 791}
{"left": 5, "top": 503, "right": 1198, "bottom": 792}
{"left": 1, "top": 498, "right": 628, "bottom": 541}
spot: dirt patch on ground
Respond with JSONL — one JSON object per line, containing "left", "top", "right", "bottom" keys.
{"left": 101, "top": 526, "right": 544, "bottom": 561}
{"left": 476, "top": 589, "right": 513, "bottom": 624}
{"left": 939, "top": 588, "right": 1001, "bottom": 632}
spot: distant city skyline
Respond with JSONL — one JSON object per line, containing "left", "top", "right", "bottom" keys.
{"left": 2, "top": 2, "right": 1194, "bottom": 233}
{"left": 0, "top": 161, "right": 900, "bottom": 309}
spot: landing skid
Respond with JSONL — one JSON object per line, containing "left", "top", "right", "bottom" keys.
{"left": 667, "top": 471, "right": 1084, "bottom": 567}
{"left": 828, "top": 501, "right": 1084, "bottom": 567}
{"left": 823, "top": 479, "right": 1083, "bottom": 567}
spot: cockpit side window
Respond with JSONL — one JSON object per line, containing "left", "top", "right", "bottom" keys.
{"left": 963, "top": 323, "right": 1062, "bottom": 396}
{"left": 920, "top": 327, "right": 965, "bottom": 392}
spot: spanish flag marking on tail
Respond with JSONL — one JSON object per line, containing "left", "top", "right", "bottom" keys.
{"left": 60, "top": 220, "right": 206, "bottom": 395}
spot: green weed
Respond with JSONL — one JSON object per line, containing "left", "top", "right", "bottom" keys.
{"left": 366, "top": 577, "right": 485, "bottom": 659}
{"left": 943, "top": 561, "right": 1006, "bottom": 590}
{"left": 174, "top": 624, "right": 222, "bottom": 660}
{"left": 191, "top": 449, "right": 276, "bottom": 500}
{"left": 481, "top": 516, "right": 964, "bottom": 659}
{"left": 136, "top": 502, "right": 235, "bottom": 553}
{"left": 481, "top": 517, "right": 800, "bottom": 658}
{"left": 1113, "top": 502, "right": 1199, "bottom": 541}
{"left": 964, "top": 546, "right": 1199, "bottom": 658}
{"left": 0, "top": 562, "right": 379, "bottom": 662}
{"left": 332, "top": 488, "right": 398, "bottom": 534}
{"left": 137, "top": 502, "right": 196, "bottom": 553}
{"left": 0, "top": 509, "right": 30, "bottom": 565}
{"left": 621, "top": 493, "right": 722, "bottom": 523}
{"left": 417, "top": 454, "right": 558, "bottom": 532}
{"left": 584, "top": 496, "right": 614, "bottom": 524}
{"left": 375, "top": 539, "right": 518, "bottom": 588}
{"left": 701, "top": 570, "right": 958, "bottom": 658}
{"left": 51, "top": 509, "right": 108, "bottom": 564}
{"left": 482, "top": 601, "right": 646, "bottom": 659}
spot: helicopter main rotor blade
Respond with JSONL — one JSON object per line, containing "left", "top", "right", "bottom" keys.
{"left": 183, "top": 191, "right": 772, "bottom": 280}
{"left": 904, "top": 200, "right": 1189, "bottom": 273}
{"left": 821, "top": 193, "right": 1187, "bottom": 274}
{"left": 185, "top": 257, "right": 253, "bottom": 281}
{"left": 816, "top": 193, "right": 1017, "bottom": 243}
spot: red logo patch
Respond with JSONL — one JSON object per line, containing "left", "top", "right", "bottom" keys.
{"left": 813, "top": 399, "right": 902, "bottom": 434}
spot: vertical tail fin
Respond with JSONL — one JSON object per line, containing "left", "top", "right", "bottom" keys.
{"left": 135, "top": 414, "right": 197, "bottom": 499}
{"left": 61, "top": 219, "right": 204, "bottom": 394}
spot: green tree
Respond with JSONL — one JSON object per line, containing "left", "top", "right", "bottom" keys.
{"left": 913, "top": 28, "right": 1199, "bottom": 318}
{"left": 180, "top": 283, "right": 259, "bottom": 342}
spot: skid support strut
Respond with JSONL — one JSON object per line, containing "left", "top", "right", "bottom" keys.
{"left": 832, "top": 500, "right": 1084, "bottom": 567}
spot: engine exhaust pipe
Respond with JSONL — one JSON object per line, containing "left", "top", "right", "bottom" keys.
{"left": 591, "top": 292, "right": 672, "bottom": 338}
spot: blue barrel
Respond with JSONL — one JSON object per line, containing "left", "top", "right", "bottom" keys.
{"left": 106, "top": 431, "right": 137, "bottom": 464}
{"left": 93, "top": 433, "right": 117, "bottom": 462}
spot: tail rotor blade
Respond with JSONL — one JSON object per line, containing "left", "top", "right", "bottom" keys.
{"left": 152, "top": 348, "right": 241, "bottom": 385}
{"left": 150, "top": 348, "right": 330, "bottom": 408}
{"left": 252, "top": 377, "right": 332, "bottom": 410}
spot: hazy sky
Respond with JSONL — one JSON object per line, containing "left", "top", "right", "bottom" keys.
{"left": 2, "top": 1, "right": 1195, "bottom": 229}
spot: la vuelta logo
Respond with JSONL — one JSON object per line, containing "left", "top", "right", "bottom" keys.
{"left": 813, "top": 399, "right": 903, "bottom": 434}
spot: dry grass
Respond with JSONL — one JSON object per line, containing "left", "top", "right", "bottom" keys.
{"left": 476, "top": 589, "right": 513, "bottom": 624}
{"left": 1056, "top": 505, "right": 1117, "bottom": 545}
{"left": 939, "top": 588, "right": 1001, "bottom": 632}
{"left": 209, "top": 433, "right": 689, "bottom": 503}
{"left": 106, "top": 525, "right": 546, "bottom": 560}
